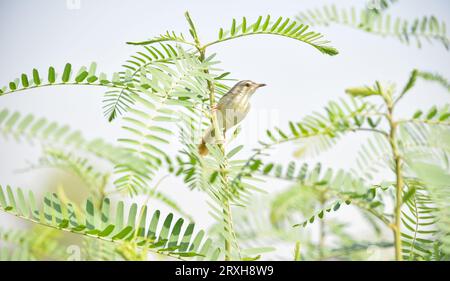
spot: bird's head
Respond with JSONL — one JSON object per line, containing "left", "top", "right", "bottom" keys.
{"left": 230, "top": 80, "right": 266, "bottom": 96}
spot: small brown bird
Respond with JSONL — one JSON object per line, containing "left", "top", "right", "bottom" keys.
{"left": 198, "top": 80, "right": 266, "bottom": 156}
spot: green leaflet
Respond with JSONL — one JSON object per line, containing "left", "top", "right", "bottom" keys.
{"left": 416, "top": 71, "right": 450, "bottom": 92}
{"left": 0, "top": 108, "right": 191, "bottom": 203}
{"left": 128, "top": 14, "right": 338, "bottom": 56}
{"left": 203, "top": 15, "right": 338, "bottom": 55}
{"left": 400, "top": 179, "right": 441, "bottom": 260}
{"left": 296, "top": 5, "right": 449, "bottom": 49}
{"left": 62, "top": 63, "right": 72, "bottom": 83}
{"left": 0, "top": 62, "right": 135, "bottom": 103}
{"left": 32, "top": 68, "right": 41, "bottom": 85}
{"left": 113, "top": 47, "right": 212, "bottom": 195}
{"left": 104, "top": 43, "right": 183, "bottom": 122}
{"left": 0, "top": 185, "right": 219, "bottom": 260}
{"left": 259, "top": 96, "right": 377, "bottom": 160}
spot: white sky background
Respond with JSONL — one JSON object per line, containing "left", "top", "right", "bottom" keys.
{"left": 0, "top": 0, "right": 449, "bottom": 260}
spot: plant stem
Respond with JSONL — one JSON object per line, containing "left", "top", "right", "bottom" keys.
{"left": 294, "top": 241, "right": 301, "bottom": 261}
{"left": 318, "top": 191, "right": 326, "bottom": 260}
{"left": 202, "top": 31, "right": 330, "bottom": 51}
{"left": 386, "top": 103, "right": 404, "bottom": 261}
{"left": 199, "top": 48, "right": 236, "bottom": 260}
{"left": 0, "top": 81, "right": 135, "bottom": 97}
{"left": 188, "top": 11, "right": 238, "bottom": 260}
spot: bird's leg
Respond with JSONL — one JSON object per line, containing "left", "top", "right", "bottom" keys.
{"left": 202, "top": 105, "right": 218, "bottom": 119}
{"left": 211, "top": 104, "right": 218, "bottom": 114}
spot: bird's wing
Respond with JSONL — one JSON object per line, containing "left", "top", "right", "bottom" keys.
{"left": 216, "top": 92, "right": 234, "bottom": 111}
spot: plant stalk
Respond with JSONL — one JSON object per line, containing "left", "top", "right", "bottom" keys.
{"left": 318, "top": 193, "right": 326, "bottom": 260}
{"left": 387, "top": 105, "right": 404, "bottom": 261}
{"left": 199, "top": 48, "right": 236, "bottom": 260}
{"left": 189, "top": 13, "right": 238, "bottom": 259}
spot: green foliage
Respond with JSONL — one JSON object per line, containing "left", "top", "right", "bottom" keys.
{"left": 205, "top": 15, "right": 338, "bottom": 55}
{"left": 218, "top": 190, "right": 390, "bottom": 261}
{"left": 208, "top": 193, "right": 297, "bottom": 260}
{"left": 176, "top": 110, "right": 260, "bottom": 260}
{"left": 81, "top": 238, "right": 123, "bottom": 261}
{"left": 399, "top": 69, "right": 419, "bottom": 98}
{"left": 0, "top": 185, "right": 219, "bottom": 260}
{"left": 0, "top": 108, "right": 155, "bottom": 196}
{"left": 0, "top": 108, "right": 85, "bottom": 145}
{"left": 365, "top": 0, "right": 398, "bottom": 15}
{"left": 127, "top": 32, "right": 195, "bottom": 47}
{"left": 294, "top": 200, "right": 350, "bottom": 228}
{"left": 0, "top": 246, "right": 35, "bottom": 261}
{"left": 258, "top": 162, "right": 387, "bottom": 228}
{"left": 296, "top": 5, "right": 449, "bottom": 49}
{"left": 33, "top": 148, "right": 109, "bottom": 197}
{"left": 105, "top": 43, "right": 186, "bottom": 122}
{"left": 0, "top": 108, "right": 138, "bottom": 169}
{"left": 416, "top": 71, "right": 450, "bottom": 92}
{"left": 128, "top": 15, "right": 338, "bottom": 56}
{"left": 2, "top": 5, "right": 449, "bottom": 261}
{"left": 114, "top": 47, "right": 214, "bottom": 195}
{"left": 0, "top": 226, "right": 64, "bottom": 260}
{"left": 249, "top": 68, "right": 449, "bottom": 260}
{"left": 394, "top": 70, "right": 449, "bottom": 104}
{"left": 255, "top": 97, "right": 379, "bottom": 160}
{"left": 400, "top": 179, "right": 442, "bottom": 260}
{"left": 409, "top": 105, "right": 450, "bottom": 126}
{"left": 345, "top": 86, "right": 380, "bottom": 97}
{"left": 407, "top": 132, "right": 450, "bottom": 258}
{"left": 352, "top": 134, "right": 391, "bottom": 180}
{"left": 29, "top": 147, "right": 192, "bottom": 221}
{"left": 347, "top": 81, "right": 394, "bottom": 103}
{"left": 0, "top": 11, "right": 339, "bottom": 261}
{"left": 0, "top": 62, "right": 138, "bottom": 97}
{"left": 102, "top": 13, "right": 337, "bottom": 259}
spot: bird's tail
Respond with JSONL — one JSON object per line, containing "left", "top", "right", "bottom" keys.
{"left": 198, "top": 138, "right": 208, "bottom": 156}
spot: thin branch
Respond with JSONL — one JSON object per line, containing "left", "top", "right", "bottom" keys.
{"left": 0, "top": 82, "right": 136, "bottom": 97}
{"left": 126, "top": 37, "right": 196, "bottom": 47}
{"left": 352, "top": 127, "right": 389, "bottom": 138}
{"left": 202, "top": 31, "right": 334, "bottom": 54}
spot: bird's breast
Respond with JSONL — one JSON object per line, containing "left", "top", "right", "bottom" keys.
{"left": 219, "top": 93, "right": 249, "bottom": 111}
{"left": 217, "top": 93, "right": 251, "bottom": 130}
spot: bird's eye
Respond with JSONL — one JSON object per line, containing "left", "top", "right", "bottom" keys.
{"left": 245, "top": 82, "right": 251, "bottom": 87}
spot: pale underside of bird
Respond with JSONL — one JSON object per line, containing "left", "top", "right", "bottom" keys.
{"left": 198, "top": 80, "right": 266, "bottom": 156}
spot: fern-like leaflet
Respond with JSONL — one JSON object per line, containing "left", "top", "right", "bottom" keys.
{"left": 296, "top": 5, "right": 449, "bottom": 49}
{"left": 113, "top": 47, "right": 214, "bottom": 194}
{"left": 128, "top": 15, "right": 338, "bottom": 56}
{"left": 0, "top": 185, "right": 220, "bottom": 260}
{"left": 105, "top": 43, "right": 187, "bottom": 122}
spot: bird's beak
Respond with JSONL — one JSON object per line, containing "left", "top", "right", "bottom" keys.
{"left": 257, "top": 83, "right": 266, "bottom": 88}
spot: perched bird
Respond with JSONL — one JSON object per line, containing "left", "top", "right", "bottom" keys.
{"left": 198, "top": 80, "right": 266, "bottom": 156}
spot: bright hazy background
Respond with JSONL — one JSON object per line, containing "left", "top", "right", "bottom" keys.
{"left": 1, "top": 0, "right": 449, "bottom": 260}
